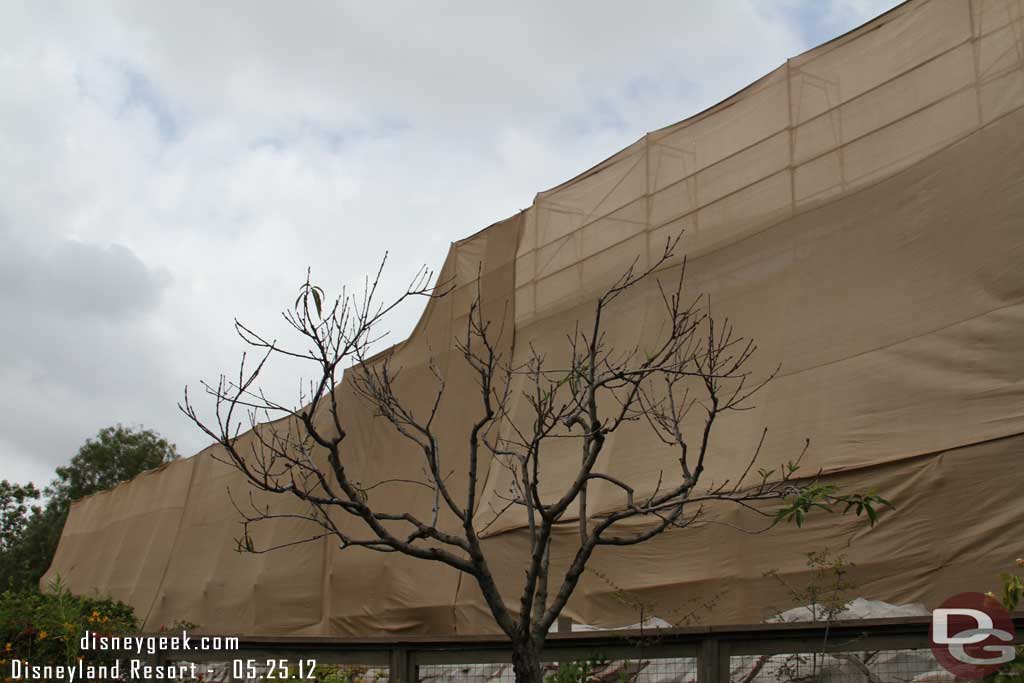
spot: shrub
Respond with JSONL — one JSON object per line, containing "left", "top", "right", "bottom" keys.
{"left": 0, "top": 576, "right": 137, "bottom": 672}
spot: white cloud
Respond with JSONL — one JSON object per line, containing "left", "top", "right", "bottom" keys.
{"left": 0, "top": 0, "right": 901, "bottom": 486}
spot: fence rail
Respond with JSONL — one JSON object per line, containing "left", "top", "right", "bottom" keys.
{"left": 134, "top": 615, "right": 1024, "bottom": 683}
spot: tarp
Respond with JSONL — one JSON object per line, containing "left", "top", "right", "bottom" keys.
{"left": 44, "top": 0, "right": 1024, "bottom": 634}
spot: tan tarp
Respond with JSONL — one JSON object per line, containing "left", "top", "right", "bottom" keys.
{"left": 45, "top": 0, "right": 1024, "bottom": 634}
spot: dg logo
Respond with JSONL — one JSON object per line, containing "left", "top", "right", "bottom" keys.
{"left": 931, "top": 592, "right": 1017, "bottom": 679}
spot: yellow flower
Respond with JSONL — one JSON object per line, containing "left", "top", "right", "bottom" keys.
{"left": 985, "top": 591, "right": 997, "bottom": 599}
{"left": 37, "top": 631, "right": 47, "bottom": 640}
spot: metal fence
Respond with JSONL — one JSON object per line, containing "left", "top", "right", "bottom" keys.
{"left": 142, "top": 615, "right": 1024, "bottom": 683}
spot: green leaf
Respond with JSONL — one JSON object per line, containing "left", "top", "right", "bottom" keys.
{"left": 312, "top": 287, "right": 323, "bottom": 317}
{"left": 865, "top": 504, "right": 878, "bottom": 526}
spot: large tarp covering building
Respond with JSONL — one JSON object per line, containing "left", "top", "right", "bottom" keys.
{"left": 45, "top": 0, "right": 1024, "bottom": 635}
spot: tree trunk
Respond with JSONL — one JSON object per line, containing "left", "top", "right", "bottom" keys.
{"left": 512, "top": 641, "right": 545, "bottom": 683}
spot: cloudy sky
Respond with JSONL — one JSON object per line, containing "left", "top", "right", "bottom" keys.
{"left": 0, "top": 0, "right": 902, "bottom": 487}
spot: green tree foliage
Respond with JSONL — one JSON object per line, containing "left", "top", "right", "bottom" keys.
{"left": 0, "top": 482, "right": 39, "bottom": 553}
{"left": 0, "top": 425, "right": 178, "bottom": 590}
{"left": 46, "top": 425, "right": 178, "bottom": 508}
{"left": 0, "top": 483, "right": 41, "bottom": 586}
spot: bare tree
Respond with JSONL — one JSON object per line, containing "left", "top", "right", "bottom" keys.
{"left": 181, "top": 236, "right": 890, "bottom": 683}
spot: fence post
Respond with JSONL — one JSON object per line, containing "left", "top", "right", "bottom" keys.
{"left": 699, "top": 636, "right": 729, "bottom": 683}
{"left": 390, "top": 645, "right": 414, "bottom": 683}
